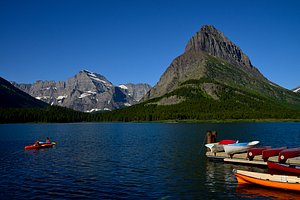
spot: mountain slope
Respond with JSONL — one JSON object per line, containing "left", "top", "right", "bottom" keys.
{"left": 142, "top": 25, "right": 300, "bottom": 107}
{"left": 0, "top": 77, "right": 48, "bottom": 108}
{"left": 119, "top": 83, "right": 151, "bottom": 102}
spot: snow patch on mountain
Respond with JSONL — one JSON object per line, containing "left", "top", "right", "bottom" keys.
{"left": 293, "top": 87, "right": 300, "bottom": 93}
{"left": 124, "top": 103, "right": 131, "bottom": 106}
{"left": 85, "top": 70, "right": 97, "bottom": 78}
{"left": 85, "top": 108, "right": 102, "bottom": 113}
{"left": 57, "top": 95, "right": 67, "bottom": 100}
{"left": 35, "top": 96, "right": 50, "bottom": 100}
{"left": 118, "top": 84, "right": 128, "bottom": 90}
{"left": 90, "top": 76, "right": 107, "bottom": 84}
{"left": 79, "top": 91, "right": 97, "bottom": 99}
{"left": 79, "top": 93, "right": 91, "bottom": 98}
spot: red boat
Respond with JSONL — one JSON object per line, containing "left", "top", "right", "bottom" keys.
{"left": 278, "top": 147, "right": 300, "bottom": 163}
{"left": 261, "top": 147, "right": 287, "bottom": 162}
{"left": 25, "top": 142, "right": 56, "bottom": 150}
{"left": 268, "top": 161, "right": 300, "bottom": 175}
{"left": 247, "top": 146, "right": 271, "bottom": 161}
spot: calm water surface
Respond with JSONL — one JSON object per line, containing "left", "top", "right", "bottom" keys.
{"left": 0, "top": 122, "right": 300, "bottom": 199}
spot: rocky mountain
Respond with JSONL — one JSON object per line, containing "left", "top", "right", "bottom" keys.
{"left": 12, "top": 70, "right": 151, "bottom": 112}
{"left": 118, "top": 83, "right": 151, "bottom": 102}
{"left": 0, "top": 77, "right": 47, "bottom": 108}
{"left": 142, "top": 25, "right": 300, "bottom": 106}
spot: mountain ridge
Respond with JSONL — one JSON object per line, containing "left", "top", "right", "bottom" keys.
{"left": 12, "top": 70, "right": 151, "bottom": 112}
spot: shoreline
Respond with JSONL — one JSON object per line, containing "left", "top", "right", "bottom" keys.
{"left": 1, "top": 118, "right": 300, "bottom": 124}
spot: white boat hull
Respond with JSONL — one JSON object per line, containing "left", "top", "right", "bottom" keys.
{"left": 224, "top": 145, "right": 250, "bottom": 154}
{"left": 224, "top": 141, "right": 259, "bottom": 155}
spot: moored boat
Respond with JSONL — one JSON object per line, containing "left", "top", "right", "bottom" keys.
{"left": 247, "top": 146, "right": 271, "bottom": 161}
{"left": 233, "top": 169, "right": 300, "bottom": 192}
{"left": 267, "top": 161, "right": 300, "bottom": 175}
{"left": 25, "top": 142, "right": 56, "bottom": 150}
{"left": 224, "top": 141, "right": 259, "bottom": 158}
{"left": 205, "top": 139, "right": 237, "bottom": 153}
{"left": 261, "top": 147, "right": 287, "bottom": 162}
{"left": 278, "top": 147, "right": 300, "bottom": 163}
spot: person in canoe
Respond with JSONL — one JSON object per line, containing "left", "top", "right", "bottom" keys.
{"left": 46, "top": 137, "right": 51, "bottom": 144}
{"left": 34, "top": 140, "right": 41, "bottom": 146}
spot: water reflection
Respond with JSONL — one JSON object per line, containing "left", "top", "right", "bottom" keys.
{"left": 236, "top": 184, "right": 300, "bottom": 200}
{"left": 205, "top": 160, "right": 278, "bottom": 199}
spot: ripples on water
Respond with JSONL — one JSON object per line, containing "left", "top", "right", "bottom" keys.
{"left": 0, "top": 122, "right": 300, "bottom": 199}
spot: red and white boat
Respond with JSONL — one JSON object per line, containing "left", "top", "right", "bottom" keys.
{"left": 267, "top": 161, "right": 300, "bottom": 175}
{"left": 261, "top": 147, "right": 287, "bottom": 162}
{"left": 247, "top": 146, "right": 271, "bottom": 161}
{"left": 278, "top": 147, "right": 300, "bottom": 163}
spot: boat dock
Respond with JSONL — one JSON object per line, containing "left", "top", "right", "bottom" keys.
{"left": 206, "top": 151, "right": 300, "bottom": 167}
{"left": 204, "top": 130, "right": 300, "bottom": 167}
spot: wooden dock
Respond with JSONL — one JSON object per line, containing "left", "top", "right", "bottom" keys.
{"left": 206, "top": 151, "right": 300, "bottom": 166}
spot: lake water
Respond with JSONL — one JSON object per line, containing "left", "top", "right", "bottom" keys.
{"left": 0, "top": 122, "right": 300, "bottom": 199}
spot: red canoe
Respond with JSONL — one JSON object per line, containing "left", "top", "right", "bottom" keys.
{"left": 25, "top": 142, "right": 56, "bottom": 150}
{"left": 278, "top": 147, "right": 300, "bottom": 163}
{"left": 261, "top": 147, "right": 287, "bottom": 162}
{"left": 268, "top": 161, "right": 300, "bottom": 175}
{"left": 247, "top": 146, "right": 271, "bottom": 161}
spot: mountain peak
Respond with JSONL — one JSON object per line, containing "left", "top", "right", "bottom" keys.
{"left": 77, "top": 70, "right": 113, "bottom": 88}
{"left": 200, "top": 25, "right": 224, "bottom": 37}
{"left": 185, "top": 25, "right": 253, "bottom": 69}
{"left": 82, "top": 69, "right": 92, "bottom": 73}
{"left": 142, "top": 24, "right": 274, "bottom": 102}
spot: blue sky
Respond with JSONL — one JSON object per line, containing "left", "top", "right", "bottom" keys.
{"left": 0, "top": 0, "right": 299, "bottom": 89}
